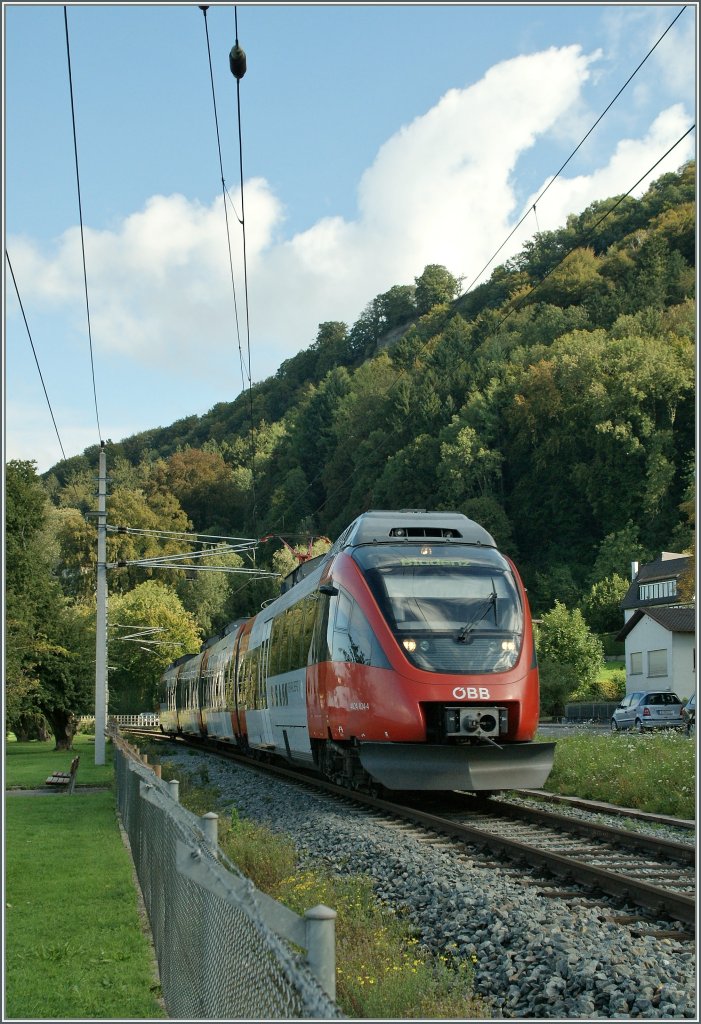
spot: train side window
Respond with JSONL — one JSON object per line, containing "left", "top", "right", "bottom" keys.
{"left": 287, "top": 601, "right": 305, "bottom": 671}
{"left": 269, "top": 615, "right": 282, "bottom": 677}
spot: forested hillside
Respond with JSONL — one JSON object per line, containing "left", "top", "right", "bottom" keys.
{"left": 8, "top": 162, "right": 695, "bottom": 729}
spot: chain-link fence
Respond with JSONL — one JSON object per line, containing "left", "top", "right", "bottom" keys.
{"left": 112, "top": 733, "right": 343, "bottom": 1019}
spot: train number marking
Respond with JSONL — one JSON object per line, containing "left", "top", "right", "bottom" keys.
{"left": 452, "top": 687, "right": 490, "bottom": 700}
{"left": 350, "top": 702, "right": 370, "bottom": 711}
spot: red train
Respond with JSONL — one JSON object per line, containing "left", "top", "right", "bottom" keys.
{"left": 159, "top": 510, "right": 555, "bottom": 791}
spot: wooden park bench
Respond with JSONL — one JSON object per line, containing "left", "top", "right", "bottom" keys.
{"left": 45, "top": 755, "right": 80, "bottom": 794}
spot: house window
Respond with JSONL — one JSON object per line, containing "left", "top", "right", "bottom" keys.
{"left": 638, "top": 580, "right": 676, "bottom": 601}
{"left": 630, "top": 652, "right": 643, "bottom": 675}
{"left": 648, "top": 649, "right": 668, "bottom": 678}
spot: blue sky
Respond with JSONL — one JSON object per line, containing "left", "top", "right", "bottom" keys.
{"left": 4, "top": 2, "right": 697, "bottom": 472}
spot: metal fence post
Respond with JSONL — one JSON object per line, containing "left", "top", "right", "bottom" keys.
{"left": 201, "top": 812, "right": 219, "bottom": 856}
{"left": 168, "top": 779, "right": 180, "bottom": 803}
{"left": 304, "top": 904, "right": 337, "bottom": 1001}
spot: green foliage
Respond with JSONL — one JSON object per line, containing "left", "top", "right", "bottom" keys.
{"left": 536, "top": 602, "right": 605, "bottom": 693}
{"left": 414, "top": 263, "right": 461, "bottom": 315}
{"left": 570, "top": 667, "right": 626, "bottom": 703}
{"left": 108, "top": 582, "right": 201, "bottom": 714}
{"left": 5, "top": 461, "right": 95, "bottom": 748}
{"left": 538, "top": 660, "right": 580, "bottom": 718}
{"left": 36, "top": 161, "right": 696, "bottom": 660}
{"left": 581, "top": 574, "right": 630, "bottom": 634}
{"left": 588, "top": 522, "right": 651, "bottom": 586}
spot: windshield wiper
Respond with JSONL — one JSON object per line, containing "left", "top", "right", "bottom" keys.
{"left": 456, "top": 581, "right": 497, "bottom": 643}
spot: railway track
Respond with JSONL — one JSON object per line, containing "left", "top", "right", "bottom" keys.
{"left": 127, "top": 729, "right": 696, "bottom": 929}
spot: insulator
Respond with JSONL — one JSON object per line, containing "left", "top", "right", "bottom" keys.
{"left": 229, "top": 43, "right": 247, "bottom": 80}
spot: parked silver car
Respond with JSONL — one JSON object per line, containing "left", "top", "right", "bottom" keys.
{"left": 611, "top": 691, "right": 685, "bottom": 732}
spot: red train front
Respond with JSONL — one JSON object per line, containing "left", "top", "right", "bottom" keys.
{"left": 301, "top": 510, "right": 554, "bottom": 790}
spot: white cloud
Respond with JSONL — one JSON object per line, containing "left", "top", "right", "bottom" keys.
{"left": 7, "top": 42, "right": 694, "bottom": 419}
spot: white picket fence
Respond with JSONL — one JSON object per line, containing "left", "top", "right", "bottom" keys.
{"left": 80, "top": 713, "right": 160, "bottom": 728}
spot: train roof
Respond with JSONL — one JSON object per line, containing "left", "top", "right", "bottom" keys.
{"left": 331, "top": 509, "right": 497, "bottom": 550}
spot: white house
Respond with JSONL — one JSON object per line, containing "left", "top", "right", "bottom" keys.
{"left": 617, "top": 552, "right": 695, "bottom": 699}
{"left": 617, "top": 601, "right": 695, "bottom": 701}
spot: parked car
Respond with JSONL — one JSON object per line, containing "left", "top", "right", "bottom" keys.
{"left": 611, "top": 691, "right": 685, "bottom": 732}
{"left": 681, "top": 693, "right": 695, "bottom": 736}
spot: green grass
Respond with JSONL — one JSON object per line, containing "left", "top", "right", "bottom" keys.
{"left": 5, "top": 789, "right": 166, "bottom": 1019}
{"left": 5, "top": 732, "right": 114, "bottom": 789}
{"left": 540, "top": 730, "right": 695, "bottom": 818}
{"left": 596, "top": 662, "right": 626, "bottom": 682}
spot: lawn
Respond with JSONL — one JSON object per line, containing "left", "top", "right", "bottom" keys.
{"left": 4, "top": 738, "right": 166, "bottom": 1019}
{"left": 541, "top": 729, "right": 695, "bottom": 819}
{"left": 5, "top": 732, "right": 114, "bottom": 789}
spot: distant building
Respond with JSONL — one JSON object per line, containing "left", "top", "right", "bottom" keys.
{"left": 617, "top": 553, "right": 695, "bottom": 700}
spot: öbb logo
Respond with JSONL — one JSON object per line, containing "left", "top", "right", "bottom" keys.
{"left": 452, "top": 686, "right": 490, "bottom": 700}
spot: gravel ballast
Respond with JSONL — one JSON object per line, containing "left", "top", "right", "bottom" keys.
{"left": 164, "top": 749, "right": 697, "bottom": 1019}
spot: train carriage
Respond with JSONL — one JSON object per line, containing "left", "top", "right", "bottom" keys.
{"left": 198, "top": 620, "right": 246, "bottom": 742}
{"left": 162, "top": 510, "right": 555, "bottom": 792}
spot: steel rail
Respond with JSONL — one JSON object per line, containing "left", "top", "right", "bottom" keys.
{"left": 461, "top": 795, "right": 695, "bottom": 864}
{"left": 127, "top": 729, "right": 696, "bottom": 925}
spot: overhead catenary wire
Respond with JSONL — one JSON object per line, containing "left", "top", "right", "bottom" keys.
{"left": 493, "top": 123, "right": 696, "bottom": 332}
{"left": 230, "top": 5, "right": 258, "bottom": 524}
{"left": 199, "top": 4, "right": 258, "bottom": 524}
{"left": 63, "top": 5, "right": 102, "bottom": 444}
{"left": 5, "top": 250, "right": 67, "bottom": 461}
{"left": 460, "top": 4, "right": 689, "bottom": 297}
{"left": 199, "top": 5, "right": 248, "bottom": 393}
{"left": 105, "top": 524, "right": 258, "bottom": 545}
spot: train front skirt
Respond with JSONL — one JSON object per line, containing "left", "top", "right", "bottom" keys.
{"left": 358, "top": 741, "right": 556, "bottom": 791}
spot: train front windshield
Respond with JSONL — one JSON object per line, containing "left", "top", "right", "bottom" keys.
{"left": 352, "top": 544, "right": 524, "bottom": 674}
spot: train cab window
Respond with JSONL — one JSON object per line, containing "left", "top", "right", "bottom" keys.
{"left": 352, "top": 543, "right": 524, "bottom": 674}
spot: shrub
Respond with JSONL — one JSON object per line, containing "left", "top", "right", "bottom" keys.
{"left": 536, "top": 602, "right": 605, "bottom": 691}
{"left": 539, "top": 660, "right": 579, "bottom": 717}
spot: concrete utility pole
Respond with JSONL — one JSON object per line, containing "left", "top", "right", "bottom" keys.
{"left": 95, "top": 442, "right": 107, "bottom": 765}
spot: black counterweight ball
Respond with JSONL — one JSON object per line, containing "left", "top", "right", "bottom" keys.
{"left": 230, "top": 44, "right": 247, "bottom": 80}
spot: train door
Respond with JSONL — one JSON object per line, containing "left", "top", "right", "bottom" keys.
{"left": 246, "top": 619, "right": 275, "bottom": 749}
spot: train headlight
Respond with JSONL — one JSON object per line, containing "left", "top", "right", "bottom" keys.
{"left": 501, "top": 640, "right": 516, "bottom": 651}
{"left": 402, "top": 639, "right": 417, "bottom": 653}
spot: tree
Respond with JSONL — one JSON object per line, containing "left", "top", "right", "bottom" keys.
{"left": 108, "top": 582, "right": 201, "bottom": 714}
{"left": 535, "top": 602, "right": 605, "bottom": 694}
{"left": 588, "top": 522, "right": 651, "bottom": 587}
{"left": 414, "top": 264, "right": 461, "bottom": 315}
{"left": 6, "top": 464, "right": 96, "bottom": 748}
{"left": 32, "top": 602, "right": 96, "bottom": 750}
{"left": 581, "top": 574, "right": 630, "bottom": 635}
